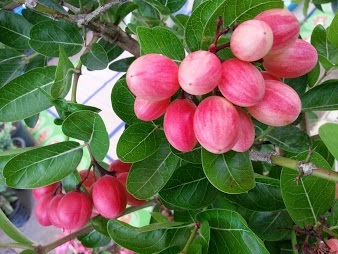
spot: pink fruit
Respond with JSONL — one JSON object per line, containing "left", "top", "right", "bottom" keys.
{"left": 79, "top": 170, "right": 98, "bottom": 191}
{"left": 92, "top": 175, "right": 127, "bottom": 219}
{"left": 126, "top": 54, "right": 179, "bottom": 100}
{"left": 134, "top": 97, "right": 170, "bottom": 121}
{"left": 263, "top": 39, "right": 318, "bottom": 78}
{"left": 193, "top": 96, "right": 240, "bottom": 154}
{"left": 108, "top": 160, "right": 132, "bottom": 175}
{"left": 232, "top": 108, "right": 255, "bottom": 152}
{"left": 178, "top": 50, "right": 222, "bottom": 95}
{"left": 57, "top": 191, "right": 92, "bottom": 231}
{"left": 35, "top": 194, "right": 53, "bottom": 226}
{"left": 230, "top": 20, "right": 273, "bottom": 61}
{"left": 163, "top": 98, "right": 197, "bottom": 152}
{"left": 247, "top": 80, "right": 301, "bottom": 126}
{"left": 219, "top": 58, "right": 265, "bottom": 107}
{"left": 48, "top": 193, "right": 64, "bottom": 228}
{"left": 254, "top": 8, "right": 300, "bottom": 55}
{"left": 260, "top": 71, "right": 280, "bottom": 81}
{"left": 32, "top": 183, "right": 58, "bottom": 200}
{"left": 326, "top": 239, "right": 338, "bottom": 252}
{"left": 117, "top": 172, "right": 147, "bottom": 207}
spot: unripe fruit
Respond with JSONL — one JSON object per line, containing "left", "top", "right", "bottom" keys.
{"left": 254, "top": 8, "right": 300, "bottom": 55}
{"left": 260, "top": 71, "right": 280, "bottom": 81}
{"left": 219, "top": 58, "right": 265, "bottom": 107}
{"left": 57, "top": 191, "right": 92, "bottom": 231}
{"left": 178, "top": 50, "right": 222, "bottom": 95}
{"left": 232, "top": 108, "right": 255, "bottom": 152}
{"left": 263, "top": 39, "right": 318, "bottom": 78}
{"left": 193, "top": 96, "right": 240, "bottom": 154}
{"left": 134, "top": 97, "right": 170, "bottom": 121}
{"left": 47, "top": 193, "right": 64, "bottom": 228}
{"left": 126, "top": 54, "right": 179, "bottom": 100}
{"left": 117, "top": 172, "right": 146, "bottom": 207}
{"left": 32, "top": 183, "right": 58, "bottom": 200}
{"left": 247, "top": 80, "right": 301, "bottom": 126}
{"left": 108, "top": 160, "right": 132, "bottom": 175}
{"left": 35, "top": 194, "right": 53, "bottom": 226}
{"left": 92, "top": 175, "right": 127, "bottom": 219}
{"left": 163, "top": 98, "right": 197, "bottom": 152}
{"left": 79, "top": 170, "right": 98, "bottom": 191}
{"left": 230, "top": 20, "right": 273, "bottom": 61}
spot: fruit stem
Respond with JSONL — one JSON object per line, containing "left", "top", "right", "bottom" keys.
{"left": 87, "top": 147, "right": 116, "bottom": 177}
{"left": 179, "top": 222, "right": 200, "bottom": 254}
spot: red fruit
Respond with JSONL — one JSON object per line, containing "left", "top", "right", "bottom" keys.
{"left": 47, "top": 193, "right": 64, "bottom": 228}
{"left": 92, "top": 175, "right": 127, "bottom": 219}
{"left": 126, "top": 54, "right": 179, "bottom": 101}
{"left": 219, "top": 58, "right": 265, "bottom": 107}
{"left": 117, "top": 172, "right": 146, "bottom": 207}
{"left": 230, "top": 20, "right": 273, "bottom": 61}
{"left": 79, "top": 170, "right": 98, "bottom": 190}
{"left": 57, "top": 191, "right": 92, "bottom": 231}
{"left": 34, "top": 194, "right": 53, "bottom": 226}
{"left": 134, "top": 97, "right": 170, "bottom": 121}
{"left": 326, "top": 239, "right": 338, "bottom": 252}
{"left": 260, "top": 71, "right": 280, "bottom": 81}
{"left": 263, "top": 39, "right": 318, "bottom": 78}
{"left": 247, "top": 80, "right": 301, "bottom": 126}
{"left": 108, "top": 160, "right": 132, "bottom": 175}
{"left": 232, "top": 108, "right": 255, "bottom": 152}
{"left": 163, "top": 98, "right": 197, "bottom": 152}
{"left": 254, "top": 8, "right": 300, "bottom": 55}
{"left": 178, "top": 50, "right": 222, "bottom": 95}
{"left": 32, "top": 183, "right": 58, "bottom": 200}
{"left": 193, "top": 96, "right": 240, "bottom": 154}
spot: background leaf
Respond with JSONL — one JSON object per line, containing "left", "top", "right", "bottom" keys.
{"left": 0, "top": 49, "right": 26, "bottom": 87}
{"left": 78, "top": 230, "right": 111, "bottom": 248}
{"left": 327, "top": 11, "right": 338, "bottom": 46}
{"left": 158, "top": 0, "right": 187, "bottom": 13}
{"left": 81, "top": 43, "right": 109, "bottom": 70}
{"left": 171, "top": 146, "right": 202, "bottom": 164}
{"left": 98, "top": 39, "right": 124, "bottom": 62}
{"left": 319, "top": 123, "right": 338, "bottom": 161}
{"left": 109, "top": 57, "right": 136, "bottom": 72}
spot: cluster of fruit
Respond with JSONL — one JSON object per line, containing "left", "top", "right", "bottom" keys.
{"left": 33, "top": 160, "right": 145, "bottom": 230}
{"left": 126, "top": 8, "right": 318, "bottom": 154}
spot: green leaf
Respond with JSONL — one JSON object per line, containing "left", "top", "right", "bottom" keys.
{"left": 91, "top": 216, "right": 110, "bottom": 237}
{"left": 151, "top": 212, "right": 170, "bottom": 223}
{"left": 61, "top": 170, "right": 81, "bottom": 192}
{"left": 29, "top": 20, "right": 83, "bottom": 57}
{"left": 196, "top": 209, "right": 269, "bottom": 254}
{"left": 0, "top": 49, "right": 25, "bottom": 87}
{"left": 62, "top": 111, "right": 109, "bottom": 161}
{"left": 318, "top": 55, "right": 334, "bottom": 71}
{"left": 0, "top": 10, "right": 32, "bottom": 50}
{"left": 137, "top": 26, "right": 185, "bottom": 61}
{"left": 24, "top": 114, "right": 39, "bottom": 128}
{"left": 111, "top": 78, "right": 140, "bottom": 125}
{"left": 223, "top": 176, "right": 285, "bottom": 211}
{"left": 78, "top": 230, "right": 111, "bottom": 248}
{"left": 159, "top": 164, "right": 219, "bottom": 209}
{"left": 248, "top": 210, "right": 294, "bottom": 241}
{"left": 0, "top": 66, "right": 56, "bottom": 122}
{"left": 312, "top": 138, "right": 335, "bottom": 167}
{"left": 171, "top": 146, "right": 202, "bottom": 164}
{"left": 109, "top": 57, "right": 136, "bottom": 72}
{"left": 202, "top": 149, "right": 255, "bottom": 194}
{"left": 158, "top": 0, "right": 187, "bottom": 13}
{"left": 284, "top": 74, "right": 308, "bottom": 96}
{"left": 3, "top": 141, "right": 83, "bottom": 189}
{"left": 280, "top": 152, "right": 335, "bottom": 226}
{"left": 127, "top": 139, "right": 179, "bottom": 199}
{"left": 25, "top": 54, "right": 47, "bottom": 71}
{"left": 328, "top": 12, "right": 338, "bottom": 46}
{"left": 302, "top": 80, "right": 338, "bottom": 111}
{"left": 144, "top": 0, "right": 171, "bottom": 15}
{"left": 114, "top": 2, "right": 139, "bottom": 24}
{"left": 107, "top": 220, "right": 193, "bottom": 253}
{"left": 117, "top": 122, "right": 164, "bottom": 162}
{"left": 307, "top": 62, "right": 320, "bottom": 87}
{"left": 265, "top": 126, "right": 312, "bottom": 153}
{"left": 98, "top": 39, "right": 124, "bottom": 62}
{"left": 319, "top": 123, "right": 338, "bottom": 161}
{"left": 51, "top": 46, "right": 74, "bottom": 99}
{"left": 80, "top": 43, "right": 109, "bottom": 70}
{"left": 22, "top": 8, "right": 52, "bottom": 25}
{"left": 185, "top": 0, "right": 283, "bottom": 52}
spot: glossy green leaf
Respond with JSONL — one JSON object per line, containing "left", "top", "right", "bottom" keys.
{"left": 81, "top": 43, "right": 109, "bottom": 70}
{"left": 24, "top": 114, "right": 39, "bottom": 128}
{"left": 111, "top": 78, "right": 140, "bottom": 125}
{"left": 0, "top": 66, "right": 56, "bottom": 122}
{"left": 265, "top": 240, "right": 294, "bottom": 254}
{"left": 98, "top": 39, "right": 124, "bottom": 62}
{"left": 25, "top": 54, "right": 47, "bottom": 72}
{"left": 51, "top": 46, "right": 74, "bottom": 99}
{"left": 61, "top": 170, "right": 81, "bottom": 192}
{"left": 202, "top": 150, "right": 255, "bottom": 194}
{"left": 319, "top": 123, "right": 338, "bottom": 161}
{"left": 29, "top": 20, "right": 83, "bottom": 57}
{"left": 144, "top": 0, "right": 171, "bottom": 15}
{"left": 109, "top": 57, "right": 136, "bottom": 72}
{"left": 312, "top": 138, "right": 335, "bottom": 167}
{"left": 3, "top": 141, "right": 83, "bottom": 189}
{"left": 328, "top": 12, "right": 338, "bottom": 46}
{"left": 171, "top": 146, "right": 201, "bottom": 164}
{"left": 307, "top": 62, "right": 320, "bottom": 87}
{"left": 137, "top": 26, "right": 185, "bottom": 61}
{"left": 159, "top": 164, "right": 219, "bottom": 209}
{"left": 22, "top": 8, "right": 52, "bottom": 25}
{"left": 302, "top": 80, "right": 338, "bottom": 111}
{"left": 280, "top": 152, "right": 335, "bottom": 226}
{"left": 107, "top": 220, "right": 193, "bottom": 253}
{"left": 196, "top": 209, "right": 269, "bottom": 254}
{"left": 114, "top": 2, "right": 139, "bottom": 24}
{"left": 223, "top": 176, "right": 285, "bottom": 211}
{"left": 248, "top": 210, "right": 294, "bottom": 241}
{"left": 78, "top": 230, "right": 111, "bottom": 248}
{"left": 0, "top": 49, "right": 25, "bottom": 87}
{"left": 185, "top": 0, "right": 283, "bottom": 52}
{"left": 284, "top": 74, "right": 308, "bottom": 96}
{"left": 62, "top": 111, "right": 109, "bottom": 161}
{"left": 117, "top": 122, "right": 164, "bottom": 162}
{"left": 158, "top": 0, "right": 187, "bottom": 12}
{"left": 151, "top": 212, "right": 170, "bottom": 223}
{"left": 0, "top": 10, "right": 32, "bottom": 50}
{"left": 127, "top": 140, "right": 179, "bottom": 199}
{"left": 91, "top": 216, "right": 110, "bottom": 237}
{"left": 266, "top": 126, "right": 312, "bottom": 153}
